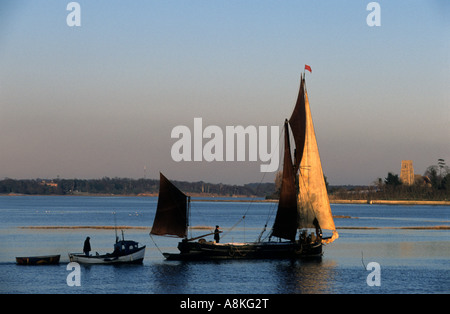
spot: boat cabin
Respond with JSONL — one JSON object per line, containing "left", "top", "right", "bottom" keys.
{"left": 113, "top": 240, "right": 140, "bottom": 254}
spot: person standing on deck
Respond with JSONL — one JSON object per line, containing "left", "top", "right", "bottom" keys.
{"left": 83, "top": 236, "right": 91, "bottom": 256}
{"left": 214, "top": 226, "right": 221, "bottom": 243}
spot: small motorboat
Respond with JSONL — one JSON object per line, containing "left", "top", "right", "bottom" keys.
{"left": 69, "top": 232, "right": 145, "bottom": 264}
{"left": 16, "top": 255, "right": 60, "bottom": 265}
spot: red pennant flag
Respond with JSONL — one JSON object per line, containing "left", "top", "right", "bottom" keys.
{"left": 305, "top": 64, "right": 312, "bottom": 73}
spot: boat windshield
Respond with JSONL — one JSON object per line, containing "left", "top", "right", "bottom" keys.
{"left": 114, "top": 241, "right": 139, "bottom": 253}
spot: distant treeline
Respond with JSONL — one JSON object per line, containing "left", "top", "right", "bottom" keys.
{"left": 0, "top": 177, "right": 276, "bottom": 198}
{"left": 329, "top": 184, "right": 450, "bottom": 202}
{"left": 328, "top": 166, "right": 450, "bottom": 201}
{"left": 2, "top": 160, "right": 449, "bottom": 201}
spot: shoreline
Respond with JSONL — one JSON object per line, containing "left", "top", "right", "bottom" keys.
{"left": 193, "top": 199, "right": 450, "bottom": 205}
{"left": 2, "top": 193, "right": 449, "bottom": 206}
{"left": 329, "top": 199, "right": 450, "bottom": 206}
{"left": 19, "top": 225, "right": 450, "bottom": 230}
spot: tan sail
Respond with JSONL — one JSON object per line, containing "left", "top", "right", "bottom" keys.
{"left": 295, "top": 78, "right": 338, "bottom": 243}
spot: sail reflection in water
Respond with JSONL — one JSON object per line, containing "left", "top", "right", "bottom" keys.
{"left": 275, "top": 259, "right": 338, "bottom": 294}
{"left": 147, "top": 259, "right": 339, "bottom": 294}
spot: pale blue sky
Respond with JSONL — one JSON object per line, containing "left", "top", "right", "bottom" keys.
{"left": 1, "top": 1, "right": 449, "bottom": 185}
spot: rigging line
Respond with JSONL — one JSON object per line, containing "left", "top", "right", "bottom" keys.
{"left": 223, "top": 122, "right": 284, "bottom": 240}
{"left": 263, "top": 124, "right": 285, "bottom": 225}
{"left": 264, "top": 202, "right": 278, "bottom": 226}
{"left": 254, "top": 125, "right": 284, "bottom": 242}
{"left": 256, "top": 122, "right": 287, "bottom": 242}
{"left": 256, "top": 194, "right": 278, "bottom": 242}
{"left": 188, "top": 196, "right": 191, "bottom": 239}
{"left": 221, "top": 217, "right": 244, "bottom": 239}
{"left": 149, "top": 232, "right": 164, "bottom": 257}
{"left": 261, "top": 122, "right": 288, "bottom": 224}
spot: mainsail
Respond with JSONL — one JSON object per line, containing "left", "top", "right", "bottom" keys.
{"left": 272, "top": 74, "right": 338, "bottom": 244}
{"left": 150, "top": 173, "right": 188, "bottom": 238}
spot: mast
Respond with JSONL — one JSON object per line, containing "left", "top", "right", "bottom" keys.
{"left": 113, "top": 211, "right": 118, "bottom": 243}
{"left": 186, "top": 195, "right": 191, "bottom": 239}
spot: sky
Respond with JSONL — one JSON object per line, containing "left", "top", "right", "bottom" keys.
{"left": 0, "top": 0, "right": 449, "bottom": 186}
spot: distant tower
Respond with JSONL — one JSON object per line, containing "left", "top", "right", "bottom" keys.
{"left": 400, "top": 160, "right": 414, "bottom": 185}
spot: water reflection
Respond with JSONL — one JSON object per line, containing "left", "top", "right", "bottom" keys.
{"left": 274, "top": 258, "right": 338, "bottom": 293}
{"left": 151, "top": 261, "right": 192, "bottom": 294}
{"left": 147, "top": 258, "right": 340, "bottom": 294}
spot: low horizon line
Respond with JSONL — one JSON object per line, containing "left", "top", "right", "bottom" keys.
{"left": 1, "top": 176, "right": 377, "bottom": 187}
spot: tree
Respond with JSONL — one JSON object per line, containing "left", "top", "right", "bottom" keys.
{"left": 425, "top": 160, "right": 450, "bottom": 190}
{"left": 425, "top": 166, "right": 440, "bottom": 189}
{"left": 324, "top": 175, "right": 329, "bottom": 192}
{"left": 374, "top": 178, "right": 383, "bottom": 190}
{"left": 441, "top": 173, "right": 450, "bottom": 191}
{"left": 384, "top": 172, "right": 401, "bottom": 187}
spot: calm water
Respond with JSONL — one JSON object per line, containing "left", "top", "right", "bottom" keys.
{"left": 0, "top": 196, "right": 448, "bottom": 294}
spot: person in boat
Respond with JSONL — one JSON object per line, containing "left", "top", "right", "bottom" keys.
{"left": 214, "top": 225, "right": 220, "bottom": 243}
{"left": 83, "top": 236, "right": 91, "bottom": 256}
{"left": 300, "top": 230, "right": 307, "bottom": 244}
{"left": 313, "top": 218, "right": 323, "bottom": 243}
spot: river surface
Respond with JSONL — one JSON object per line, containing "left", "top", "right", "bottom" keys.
{"left": 0, "top": 196, "right": 448, "bottom": 294}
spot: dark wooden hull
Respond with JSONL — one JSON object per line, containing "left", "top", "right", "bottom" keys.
{"left": 16, "top": 255, "right": 60, "bottom": 265}
{"left": 163, "top": 241, "right": 322, "bottom": 261}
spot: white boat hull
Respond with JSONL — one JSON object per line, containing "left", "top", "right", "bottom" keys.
{"left": 69, "top": 246, "right": 145, "bottom": 264}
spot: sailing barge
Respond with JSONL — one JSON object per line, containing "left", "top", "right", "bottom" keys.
{"left": 151, "top": 74, "right": 338, "bottom": 260}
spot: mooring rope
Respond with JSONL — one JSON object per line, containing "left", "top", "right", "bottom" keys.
{"left": 149, "top": 232, "right": 164, "bottom": 257}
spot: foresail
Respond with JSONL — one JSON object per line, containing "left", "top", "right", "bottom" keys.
{"left": 271, "top": 121, "right": 299, "bottom": 241}
{"left": 151, "top": 173, "right": 188, "bottom": 238}
{"left": 296, "top": 85, "right": 337, "bottom": 241}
